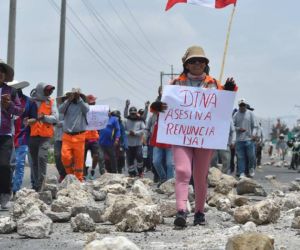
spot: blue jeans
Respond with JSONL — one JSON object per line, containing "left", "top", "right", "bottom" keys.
{"left": 152, "top": 147, "right": 174, "bottom": 182}
{"left": 236, "top": 140, "right": 255, "bottom": 175}
{"left": 13, "top": 145, "right": 28, "bottom": 192}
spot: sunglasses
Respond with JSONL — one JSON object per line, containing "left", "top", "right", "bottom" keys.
{"left": 186, "top": 58, "right": 207, "bottom": 65}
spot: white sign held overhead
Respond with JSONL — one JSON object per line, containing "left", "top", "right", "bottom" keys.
{"left": 86, "top": 105, "right": 109, "bottom": 131}
{"left": 157, "top": 85, "right": 236, "bottom": 150}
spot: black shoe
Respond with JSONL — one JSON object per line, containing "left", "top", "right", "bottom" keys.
{"left": 91, "top": 169, "right": 95, "bottom": 176}
{"left": 128, "top": 170, "right": 136, "bottom": 177}
{"left": 193, "top": 211, "right": 205, "bottom": 226}
{"left": 174, "top": 210, "right": 187, "bottom": 227}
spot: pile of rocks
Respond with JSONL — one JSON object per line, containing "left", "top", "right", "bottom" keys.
{"left": 0, "top": 167, "right": 300, "bottom": 249}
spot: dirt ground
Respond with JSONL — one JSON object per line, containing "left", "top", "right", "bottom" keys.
{"left": 1, "top": 157, "right": 300, "bottom": 250}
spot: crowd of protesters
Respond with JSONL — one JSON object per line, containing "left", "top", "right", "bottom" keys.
{"left": 0, "top": 46, "right": 296, "bottom": 228}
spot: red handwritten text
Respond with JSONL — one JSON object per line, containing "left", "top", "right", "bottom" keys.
{"left": 166, "top": 123, "right": 215, "bottom": 137}
{"left": 164, "top": 109, "right": 212, "bottom": 122}
{"left": 180, "top": 90, "right": 217, "bottom": 108}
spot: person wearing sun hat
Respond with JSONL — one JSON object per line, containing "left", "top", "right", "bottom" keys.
{"left": 0, "top": 60, "right": 24, "bottom": 209}
{"left": 6, "top": 80, "right": 38, "bottom": 195}
{"left": 58, "top": 87, "right": 89, "bottom": 181}
{"left": 150, "top": 45, "right": 238, "bottom": 227}
{"left": 29, "top": 82, "right": 57, "bottom": 191}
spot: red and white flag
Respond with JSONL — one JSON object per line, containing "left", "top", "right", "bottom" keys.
{"left": 165, "top": 0, "right": 237, "bottom": 11}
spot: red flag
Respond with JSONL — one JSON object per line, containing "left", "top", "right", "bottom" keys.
{"left": 165, "top": 0, "right": 237, "bottom": 11}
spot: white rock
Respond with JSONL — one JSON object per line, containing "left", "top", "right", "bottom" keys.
{"left": 251, "top": 199, "right": 281, "bottom": 225}
{"left": 12, "top": 188, "right": 49, "bottom": 221}
{"left": 289, "top": 181, "right": 300, "bottom": 191}
{"left": 101, "top": 184, "right": 126, "bottom": 194}
{"left": 58, "top": 174, "right": 81, "bottom": 190}
{"left": 226, "top": 232, "right": 274, "bottom": 250}
{"left": 131, "top": 180, "right": 152, "bottom": 201}
{"left": 45, "top": 210, "right": 71, "bottom": 222}
{"left": 236, "top": 178, "right": 267, "bottom": 196}
{"left": 84, "top": 236, "right": 140, "bottom": 250}
{"left": 215, "top": 197, "right": 232, "bottom": 213}
{"left": 17, "top": 208, "right": 53, "bottom": 238}
{"left": 158, "top": 199, "right": 177, "bottom": 217}
{"left": 208, "top": 167, "right": 223, "bottom": 187}
{"left": 51, "top": 196, "right": 73, "bottom": 213}
{"left": 241, "top": 221, "right": 257, "bottom": 232}
{"left": 0, "top": 216, "right": 16, "bottom": 234}
{"left": 282, "top": 193, "right": 300, "bottom": 210}
{"left": 103, "top": 195, "right": 149, "bottom": 224}
{"left": 291, "top": 216, "right": 300, "bottom": 229}
{"left": 93, "top": 173, "right": 128, "bottom": 189}
{"left": 71, "top": 213, "right": 95, "bottom": 232}
{"left": 116, "top": 205, "right": 162, "bottom": 232}
{"left": 158, "top": 178, "right": 175, "bottom": 195}
{"left": 233, "top": 205, "right": 253, "bottom": 224}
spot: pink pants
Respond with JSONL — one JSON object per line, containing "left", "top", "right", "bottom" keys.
{"left": 173, "top": 145, "right": 213, "bottom": 213}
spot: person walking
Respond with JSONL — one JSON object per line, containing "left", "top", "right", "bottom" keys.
{"left": 110, "top": 109, "right": 128, "bottom": 174}
{"left": 211, "top": 121, "right": 236, "bottom": 174}
{"left": 276, "top": 133, "right": 288, "bottom": 161}
{"left": 84, "top": 95, "right": 101, "bottom": 179}
{"left": 149, "top": 103, "right": 174, "bottom": 185}
{"left": 7, "top": 80, "right": 37, "bottom": 194}
{"left": 29, "top": 82, "right": 57, "bottom": 191}
{"left": 54, "top": 95, "right": 67, "bottom": 183}
{"left": 233, "top": 98, "right": 258, "bottom": 178}
{"left": 0, "top": 60, "right": 23, "bottom": 209}
{"left": 151, "top": 46, "right": 237, "bottom": 227}
{"left": 124, "top": 106, "right": 145, "bottom": 177}
{"left": 58, "top": 88, "right": 89, "bottom": 182}
{"left": 256, "top": 122, "right": 264, "bottom": 167}
{"left": 99, "top": 109, "right": 121, "bottom": 174}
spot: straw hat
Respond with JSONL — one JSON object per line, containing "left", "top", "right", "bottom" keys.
{"left": 182, "top": 46, "right": 209, "bottom": 64}
{"left": 7, "top": 80, "right": 30, "bottom": 89}
{"left": 0, "top": 59, "right": 14, "bottom": 82}
{"left": 65, "top": 87, "right": 86, "bottom": 101}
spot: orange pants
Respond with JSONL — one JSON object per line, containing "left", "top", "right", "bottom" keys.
{"left": 61, "top": 132, "right": 86, "bottom": 181}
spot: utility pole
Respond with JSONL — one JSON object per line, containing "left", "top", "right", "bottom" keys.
{"left": 7, "top": 0, "right": 17, "bottom": 68}
{"left": 57, "top": 0, "right": 66, "bottom": 97}
{"left": 160, "top": 67, "right": 179, "bottom": 87}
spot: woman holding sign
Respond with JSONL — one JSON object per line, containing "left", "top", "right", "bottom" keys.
{"left": 151, "top": 46, "right": 237, "bottom": 227}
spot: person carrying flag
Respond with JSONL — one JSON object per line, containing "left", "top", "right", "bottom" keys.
{"left": 151, "top": 46, "right": 237, "bottom": 227}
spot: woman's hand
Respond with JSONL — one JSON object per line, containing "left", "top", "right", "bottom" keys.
{"left": 224, "top": 77, "right": 236, "bottom": 91}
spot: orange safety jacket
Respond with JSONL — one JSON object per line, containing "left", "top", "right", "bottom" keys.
{"left": 171, "top": 74, "right": 224, "bottom": 90}
{"left": 30, "top": 99, "right": 54, "bottom": 137}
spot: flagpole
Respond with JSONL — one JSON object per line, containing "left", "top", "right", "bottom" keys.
{"left": 219, "top": 4, "right": 236, "bottom": 83}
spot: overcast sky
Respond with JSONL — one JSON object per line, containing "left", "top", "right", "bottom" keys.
{"left": 0, "top": 0, "right": 300, "bottom": 120}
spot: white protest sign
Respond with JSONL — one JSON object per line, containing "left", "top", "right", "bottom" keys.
{"left": 157, "top": 85, "right": 236, "bottom": 150}
{"left": 86, "top": 105, "right": 109, "bottom": 130}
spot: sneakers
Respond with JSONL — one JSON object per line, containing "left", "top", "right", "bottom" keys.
{"left": 194, "top": 211, "right": 205, "bottom": 226}
{"left": 174, "top": 210, "right": 187, "bottom": 227}
{"left": 90, "top": 169, "right": 95, "bottom": 176}
{"left": 239, "top": 173, "right": 246, "bottom": 179}
{"left": 249, "top": 168, "right": 255, "bottom": 177}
